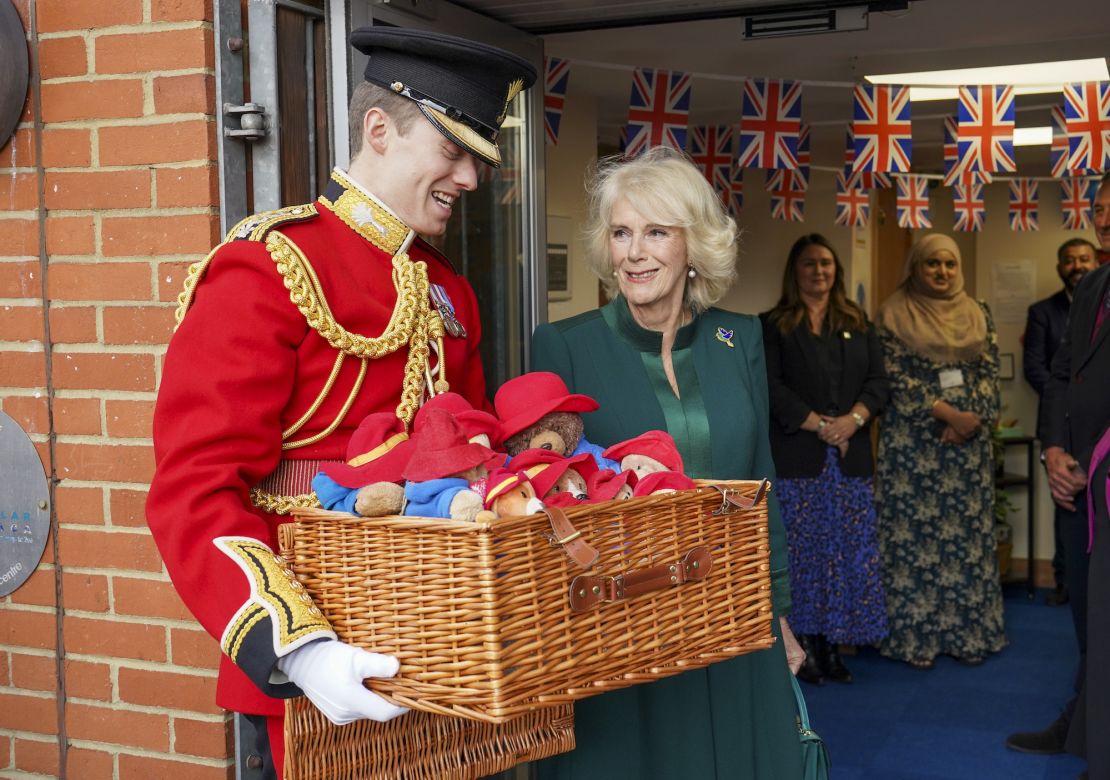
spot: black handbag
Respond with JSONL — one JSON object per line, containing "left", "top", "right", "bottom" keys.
{"left": 790, "top": 672, "right": 831, "bottom": 780}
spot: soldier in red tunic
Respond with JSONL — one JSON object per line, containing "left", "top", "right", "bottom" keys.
{"left": 146, "top": 28, "right": 535, "bottom": 779}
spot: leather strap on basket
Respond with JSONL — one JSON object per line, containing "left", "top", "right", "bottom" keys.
{"left": 543, "top": 506, "right": 599, "bottom": 570}
{"left": 711, "top": 478, "right": 771, "bottom": 514}
{"left": 568, "top": 546, "right": 713, "bottom": 612}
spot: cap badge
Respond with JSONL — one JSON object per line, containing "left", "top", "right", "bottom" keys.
{"left": 497, "top": 78, "right": 525, "bottom": 126}
{"left": 715, "top": 327, "right": 734, "bottom": 348}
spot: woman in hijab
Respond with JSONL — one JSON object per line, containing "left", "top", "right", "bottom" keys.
{"left": 875, "top": 233, "right": 1006, "bottom": 670}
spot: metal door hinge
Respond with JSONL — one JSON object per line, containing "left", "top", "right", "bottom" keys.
{"left": 224, "top": 102, "right": 269, "bottom": 141}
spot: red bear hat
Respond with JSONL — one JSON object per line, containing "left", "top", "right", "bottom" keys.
{"left": 402, "top": 408, "right": 502, "bottom": 482}
{"left": 632, "top": 470, "right": 697, "bottom": 497}
{"left": 603, "top": 430, "right": 684, "bottom": 474}
{"left": 507, "top": 449, "right": 597, "bottom": 497}
{"left": 483, "top": 468, "right": 532, "bottom": 509}
{"left": 414, "top": 392, "right": 502, "bottom": 448}
{"left": 587, "top": 468, "right": 639, "bottom": 502}
{"left": 494, "top": 372, "right": 599, "bottom": 442}
{"left": 320, "top": 413, "right": 414, "bottom": 489}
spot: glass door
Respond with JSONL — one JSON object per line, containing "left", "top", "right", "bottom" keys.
{"left": 338, "top": 1, "right": 547, "bottom": 389}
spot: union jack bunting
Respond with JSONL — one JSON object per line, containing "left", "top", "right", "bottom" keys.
{"left": 943, "top": 116, "right": 992, "bottom": 187}
{"left": 957, "top": 85, "right": 1016, "bottom": 173}
{"left": 952, "top": 181, "right": 986, "bottom": 232}
{"left": 834, "top": 173, "right": 869, "bottom": 228}
{"left": 895, "top": 175, "right": 931, "bottom": 229}
{"left": 727, "top": 166, "right": 744, "bottom": 218}
{"left": 842, "top": 127, "right": 890, "bottom": 189}
{"left": 1063, "top": 81, "right": 1110, "bottom": 173}
{"left": 689, "top": 125, "right": 734, "bottom": 202}
{"left": 768, "top": 170, "right": 806, "bottom": 221}
{"left": 625, "top": 68, "right": 692, "bottom": 157}
{"left": 1060, "top": 177, "right": 1099, "bottom": 230}
{"left": 737, "top": 78, "right": 802, "bottom": 170}
{"left": 851, "top": 84, "right": 912, "bottom": 174}
{"left": 543, "top": 57, "right": 571, "bottom": 146}
{"left": 766, "top": 124, "right": 810, "bottom": 193}
{"left": 1049, "top": 106, "right": 1091, "bottom": 178}
{"left": 1008, "top": 179, "right": 1038, "bottom": 231}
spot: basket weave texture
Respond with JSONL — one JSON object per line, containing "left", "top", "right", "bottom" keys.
{"left": 285, "top": 479, "right": 774, "bottom": 723}
{"left": 283, "top": 697, "right": 574, "bottom": 780}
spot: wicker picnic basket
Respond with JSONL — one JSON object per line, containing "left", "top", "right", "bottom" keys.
{"left": 283, "top": 478, "right": 775, "bottom": 725}
{"left": 278, "top": 524, "right": 575, "bottom": 780}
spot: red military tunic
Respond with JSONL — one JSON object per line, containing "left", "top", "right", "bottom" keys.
{"left": 147, "top": 170, "right": 489, "bottom": 716}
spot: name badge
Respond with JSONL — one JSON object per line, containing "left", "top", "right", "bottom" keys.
{"left": 938, "top": 368, "right": 965, "bottom": 389}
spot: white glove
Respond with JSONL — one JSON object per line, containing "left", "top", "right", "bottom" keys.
{"left": 276, "top": 639, "right": 409, "bottom": 725}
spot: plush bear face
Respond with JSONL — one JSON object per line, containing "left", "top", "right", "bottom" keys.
{"left": 503, "top": 412, "right": 583, "bottom": 457}
{"left": 620, "top": 453, "right": 668, "bottom": 479}
{"left": 549, "top": 469, "right": 588, "bottom": 500}
{"left": 613, "top": 483, "right": 634, "bottom": 500}
{"left": 491, "top": 482, "right": 544, "bottom": 517}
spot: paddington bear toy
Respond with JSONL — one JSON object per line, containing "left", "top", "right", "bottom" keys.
{"left": 402, "top": 408, "right": 502, "bottom": 522}
{"left": 311, "top": 412, "right": 413, "bottom": 516}
{"left": 508, "top": 448, "right": 598, "bottom": 506}
{"left": 475, "top": 468, "right": 546, "bottom": 522}
{"left": 602, "top": 430, "right": 685, "bottom": 480}
{"left": 413, "top": 391, "right": 502, "bottom": 450}
{"left": 494, "top": 372, "right": 618, "bottom": 470}
{"left": 586, "top": 468, "right": 638, "bottom": 502}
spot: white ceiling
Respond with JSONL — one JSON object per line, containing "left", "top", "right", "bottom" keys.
{"left": 465, "top": 0, "right": 1110, "bottom": 175}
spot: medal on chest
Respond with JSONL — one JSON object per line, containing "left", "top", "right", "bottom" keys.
{"left": 430, "top": 283, "right": 467, "bottom": 339}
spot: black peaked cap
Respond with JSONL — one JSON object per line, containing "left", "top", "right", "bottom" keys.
{"left": 350, "top": 27, "right": 537, "bottom": 167}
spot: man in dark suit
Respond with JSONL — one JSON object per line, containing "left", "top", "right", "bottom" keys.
{"left": 1023, "top": 238, "right": 1098, "bottom": 605}
{"left": 1007, "top": 174, "right": 1110, "bottom": 776}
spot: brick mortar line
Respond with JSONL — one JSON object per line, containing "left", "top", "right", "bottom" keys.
{"left": 7, "top": 114, "right": 217, "bottom": 133}
{"left": 64, "top": 657, "right": 218, "bottom": 681}
{"left": 23, "top": 160, "right": 220, "bottom": 173}
{"left": 65, "top": 741, "right": 232, "bottom": 767}
{"left": 50, "top": 343, "right": 166, "bottom": 354}
{"left": 1, "top": 389, "right": 157, "bottom": 402}
{"left": 41, "top": 67, "right": 215, "bottom": 87}
{"left": 37, "top": 20, "right": 213, "bottom": 39}
{"left": 17, "top": 206, "right": 217, "bottom": 217}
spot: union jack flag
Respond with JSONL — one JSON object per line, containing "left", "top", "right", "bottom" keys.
{"left": 1063, "top": 81, "right": 1110, "bottom": 173}
{"left": 943, "top": 116, "right": 992, "bottom": 187}
{"left": 952, "top": 181, "right": 986, "bottom": 232}
{"left": 957, "top": 85, "right": 1016, "bottom": 173}
{"left": 727, "top": 166, "right": 744, "bottom": 218}
{"left": 1008, "top": 179, "right": 1038, "bottom": 231}
{"left": 689, "top": 125, "right": 734, "bottom": 203}
{"left": 895, "top": 175, "right": 931, "bottom": 229}
{"left": 768, "top": 170, "right": 806, "bottom": 221}
{"left": 618, "top": 125, "right": 629, "bottom": 155}
{"left": 543, "top": 57, "right": 571, "bottom": 147}
{"left": 1049, "top": 106, "right": 1089, "bottom": 178}
{"left": 766, "top": 124, "right": 810, "bottom": 192}
{"left": 1060, "top": 177, "right": 1099, "bottom": 230}
{"left": 625, "top": 68, "right": 691, "bottom": 157}
{"left": 737, "top": 78, "right": 802, "bottom": 170}
{"left": 834, "top": 173, "right": 869, "bottom": 228}
{"left": 842, "top": 127, "right": 890, "bottom": 189}
{"left": 851, "top": 84, "right": 912, "bottom": 174}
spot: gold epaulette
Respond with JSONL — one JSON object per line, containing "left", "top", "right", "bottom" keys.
{"left": 174, "top": 204, "right": 319, "bottom": 329}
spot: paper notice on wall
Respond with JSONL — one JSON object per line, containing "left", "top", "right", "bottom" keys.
{"left": 990, "top": 259, "right": 1036, "bottom": 324}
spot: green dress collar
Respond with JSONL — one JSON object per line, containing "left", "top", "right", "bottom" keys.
{"left": 602, "top": 295, "right": 698, "bottom": 353}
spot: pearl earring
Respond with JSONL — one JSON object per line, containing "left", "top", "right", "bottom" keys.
{"left": 687, "top": 266, "right": 696, "bottom": 279}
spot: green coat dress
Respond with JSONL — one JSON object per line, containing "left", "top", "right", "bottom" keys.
{"left": 531, "top": 296, "right": 804, "bottom": 780}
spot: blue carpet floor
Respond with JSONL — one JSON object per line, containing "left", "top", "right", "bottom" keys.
{"left": 804, "top": 588, "right": 1087, "bottom": 780}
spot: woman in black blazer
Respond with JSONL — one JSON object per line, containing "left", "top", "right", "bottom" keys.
{"left": 762, "top": 233, "right": 890, "bottom": 685}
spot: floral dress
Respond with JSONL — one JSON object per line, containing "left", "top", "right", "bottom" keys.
{"left": 875, "top": 301, "right": 1007, "bottom": 662}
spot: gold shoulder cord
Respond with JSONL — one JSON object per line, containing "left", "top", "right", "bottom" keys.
{"left": 174, "top": 199, "right": 450, "bottom": 515}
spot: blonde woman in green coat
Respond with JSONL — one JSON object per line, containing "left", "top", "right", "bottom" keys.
{"left": 532, "top": 146, "right": 806, "bottom": 779}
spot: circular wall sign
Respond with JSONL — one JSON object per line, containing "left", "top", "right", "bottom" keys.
{"left": 0, "top": 411, "right": 50, "bottom": 597}
{"left": 0, "top": 0, "right": 30, "bottom": 150}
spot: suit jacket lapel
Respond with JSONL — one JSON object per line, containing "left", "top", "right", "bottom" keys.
{"left": 1078, "top": 267, "right": 1110, "bottom": 373}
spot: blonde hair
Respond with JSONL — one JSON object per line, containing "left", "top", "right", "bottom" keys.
{"left": 583, "top": 146, "right": 739, "bottom": 311}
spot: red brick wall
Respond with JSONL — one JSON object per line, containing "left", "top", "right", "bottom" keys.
{"left": 0, "top": 1, "right": 232, "bottom": 776}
